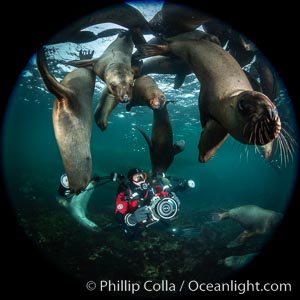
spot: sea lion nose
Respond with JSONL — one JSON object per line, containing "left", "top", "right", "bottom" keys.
{"left": 122, "top": 94, "right": 129, "bottom": 103}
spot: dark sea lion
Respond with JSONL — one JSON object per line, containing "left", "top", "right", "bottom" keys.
{"left": 126, "top": 75, "right": 166, "bottom": 111}
{"left": 203, "top": 19, "right": 257, "bottom": 67}
{"left": 48, "top": 3, "right": 152, "bottom": 44}
{"left": 137, "top": 30, "right": 281, "bottom": 162}
{"left": 251, "top": 52, "right": 280, "bottom": 101}
{"left": 36, "top": 48, "right": 96, "bottom": 194}
{"left": 227, "top": 33, "right": 257, "bottom": 68}
{"left": 137, "top": 105, "right": 185, "bottom": 176}
{"left": 141, "top": 56, "right": 191, "bottom": 89}
{"left": 203, "top": 19, "right": 232, "bottom": 47}
{"left": 66, "top": 32, "right": 134, "bottom": 103}
{"left": 149, "top": 2, "right": 210, "bottom": 37}
{"left": 94, "top": 86, "right": 119, "bottom": 131}
{"left": 214, "top": 205, "right": 283, "bottom": 248}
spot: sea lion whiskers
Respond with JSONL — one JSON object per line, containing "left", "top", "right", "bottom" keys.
{"left": 276, "top": 127, "right": 297, "bottom": 167}
{"left": 277, "top": 133, "right": 289, "bottom": 167}
{"left": 280, "top": 126, "right": 297, "bottom": 154}
{"left": 259, "top": 121, "right": 267, "bottom": 144}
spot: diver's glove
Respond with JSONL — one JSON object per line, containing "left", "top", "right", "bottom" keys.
{"left": 125, "top": 206, "right": 149, "bottom": 226}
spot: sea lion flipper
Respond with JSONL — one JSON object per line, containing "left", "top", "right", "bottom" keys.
{"left": 136, "top": 44, "right": 169, "bottom": 58}
{"left": 69, "top": 182, "right": 101, "bottom": 232}
{"left": 126, "top": 103, "right": 132, "bottom": 111}
{"left": 173, "top": 140, "right": 185, "bottom": 155}
{"left": 65, "top": 58, "right": 97, "bottom": 68}
{"left": 174, "top": 73, "right": 186, "bottom": 89}
{"left": 198, "top": 119, "right": 229, "bottom": 162}
{"left": 136, "top": 126, "right": 152, "bottom": 149}
{"left": 36, "top": 48, "right": 74, "bottom": 101}
{"left": 94, "top": 87, "right": 118, "bottom": 131}
{"left": 227, "top": 230, "right": 256, "bottom": 248}
{"left": 260, "top": 141, "right": 274, "bottom": 160}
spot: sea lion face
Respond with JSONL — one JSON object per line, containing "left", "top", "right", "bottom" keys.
{"left": 234, "top": 91, "right": 281, "bottom": 145}
{"left": 149, "top": 94, "right": 166, "bottom": 110}
{"left": 105, "top": 63, "right": 134, "bottom": 103}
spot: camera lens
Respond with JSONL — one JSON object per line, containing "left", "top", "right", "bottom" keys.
{"left": 155, "top": 197, "right": 179, "bottom": 219}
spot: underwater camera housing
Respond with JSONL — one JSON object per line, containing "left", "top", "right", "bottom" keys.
{"left": 146, "top": 193, "right": 180, "bottom": 226}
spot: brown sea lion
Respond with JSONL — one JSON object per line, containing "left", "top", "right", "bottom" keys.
{"left": 94, "top": 86, "right": 119, "bottom": 131}
{"left": 149, "top": 2, "right": 210, "bottom": 37}
{"left": 48, "top": 3, "right": 152, "bottom": 44}
{"left": 137, "top": 105, "right": 185, "bottom": 176}
{"left": 65, "top": 31, "right": 134, "bottom": 103}
{"left": 36, "top": 48, "right": 96, "bottom": 194}
{"left": 137, "top": 30, "right": 281, "bottom": 162}
{"left": 214, "top": 205, "right": 283, "bottom": 248}
{"left": 126, "top": 75, "right": 166, "bottom": 111}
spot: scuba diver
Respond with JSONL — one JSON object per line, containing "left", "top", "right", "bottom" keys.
{"left": 114, "top": 168, "right": 184, "bottom": 240}
{"left": 56, "top": 169, "right": 195, "bottom": 237}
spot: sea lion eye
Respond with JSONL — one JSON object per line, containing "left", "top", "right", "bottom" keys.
{"left": 238, "top": 99, "right": 252, "bottom": 114}
{"left": 110, "top": 83, "right": 117, "bottom": 91}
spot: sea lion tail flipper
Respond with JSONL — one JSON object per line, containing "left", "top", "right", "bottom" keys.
{"left": 173, "top": 140, "right": 185, "bottom": 155}
{"left": 136, "top": 126, "right": 152, "bottom": 149}
{"left": 198, "top": 119, "right": 229, "bottom": 162}
{"left": 69, "top": 182, "right": 101, "bottom": 232}
{"left": 136, "top": 44, "right": 169, "bottom": 58}
{"left": 36, "top": 48, "right": 74, "bottom": 101}
{"left": 174, "top": 73, "right": 186, "bottom": 89}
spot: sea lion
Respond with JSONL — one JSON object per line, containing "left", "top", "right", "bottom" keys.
{"left": 203, "top": 19, "right": 257, "bottom": 67}
{"left": 137, "top": 105, "right": 185, "bottom": 176}
{"left": 126, "top": 75, "right": 166, "bottom": 111}
{"left": 94, "top": 86, "right": 119, "bottom": 131}
{"left": 203, "top": 19, "right": 232, "bottom": 48}
{"left": 57, "top": 178, "right": 100, "bottom": 232}
{"left": 250, "top": 52, "right": 280, "bottom": 101}
{"left": 65, "top": 31, "right": 134, "bottom": 103}
{"left": 218, "top": 253, "right": 258, "bottom": 270}
{"left": 36, "top": 48, "right": 95, "bottom": 194}
{"left": 213, "top": 205, "right": 283, "bottom": 248}
{"left": 137, "top": 30, "right": 281, "bottom": 162}
{"left": 149, "top": 2, "right": 210, "bottom": 37}
{"left": 48, "top": 3, "right": 152, "bottom": 45}
{"left": 140, "top": 56, "right": 191, "bottom": 89}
